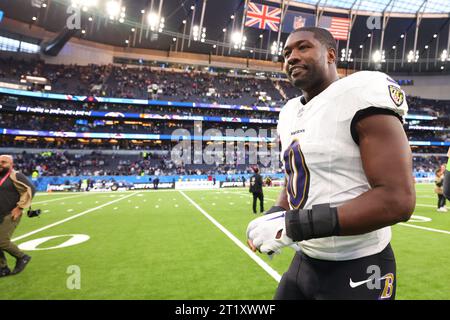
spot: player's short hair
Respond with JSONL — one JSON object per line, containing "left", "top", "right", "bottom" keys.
{"left": 291, "top": 27, "right": 337, "bottom": 52}
{"left": 0, "top": 155, "right": 13, "bottom": 162}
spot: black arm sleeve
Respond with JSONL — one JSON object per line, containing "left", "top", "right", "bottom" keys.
{"left": 16, "top": 172, "right": 37, "bottom": 198}
{"left": 444, "top": 170, "right": 450, "bottom": 200}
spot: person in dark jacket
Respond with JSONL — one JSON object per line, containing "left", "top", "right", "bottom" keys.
{"left": 0, "top": 155, "right": 36, "bottom": 277}
{"left": 249, "top": 167, "right": 264, "bottom": 214}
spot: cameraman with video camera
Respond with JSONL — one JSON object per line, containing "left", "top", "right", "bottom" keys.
{"left": 0, "top": 155, "right": 36, "bottom": 277}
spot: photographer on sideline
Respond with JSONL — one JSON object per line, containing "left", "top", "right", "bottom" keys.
{"left": 0, "top": 155, "right": 36, "bottom": 277}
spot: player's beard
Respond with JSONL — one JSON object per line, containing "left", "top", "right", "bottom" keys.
{"left": 0, "top": 165, "right": 10, "bottom": 176}
{"left": 290, "top": 66, "right": 317, "bottom": 90}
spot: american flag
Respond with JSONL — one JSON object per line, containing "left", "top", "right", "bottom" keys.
{"left": 319, "top": 16, "right": 350, "bottom": 40}
{"left": 245, "top": 2, "right": 281, "bottom": 32}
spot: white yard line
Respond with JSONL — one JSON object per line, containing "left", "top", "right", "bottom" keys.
{"left": 398, "top": 223, "right": 450, "bottom": 235}
{"left": 179, "top": 191, "right": 281, "bottom": 283}
{"left": 12, "top": 192, "right": 138, "bottom": 242}
{"left": 226, "top": 191, "right": 278, "bottom": 202}
{"left": 32, "top": 194, "right": 87, "bottom": 205}
{"left": 415, "top": 203, "right": 440, "bottom": 208}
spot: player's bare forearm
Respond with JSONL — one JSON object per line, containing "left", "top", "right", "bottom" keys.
{"left": 337, "top": 114, "right": 416, "bottom": 235}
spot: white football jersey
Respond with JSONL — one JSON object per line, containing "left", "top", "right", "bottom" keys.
{"left": 277, "top": 71, "right": 408, "bottom": 261}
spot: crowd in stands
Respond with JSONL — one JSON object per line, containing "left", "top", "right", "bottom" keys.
{"left": 408, "top": 130, "right": 450, "bottom": 142}
{"left": 0, "top": 57, "right": 448, "bottom": 180}
{"left": 109, "top": 66, "right": 284, "bottom": 105}
{"left": 1, "top": 57, "right": 450, "bottom": 117}
{"left": 0, "top": 113, "right": 274, "bottom": 135}
{"left": 6, "top": 149, "right": 446, "bottom": 177}
{"left": 0, "top": 95, "right": 278, "bottom": 121}
{"left": 407, "top": 96, "right": 450, "bottom": 117}
{"left": 413, "top": 155, "right": 447, "bottom": 174}
{"left": 0, "top": 57, "right": 286, "bottom": 106}
{"left": 10, "top": 151, "right": 283, "bottom": 177}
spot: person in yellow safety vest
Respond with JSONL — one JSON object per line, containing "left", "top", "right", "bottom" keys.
{"left": 81, "top": 179, "right": 88, "bottom": 192}
{"left": 31, "top": 171, "right": 39, "bottom": 180}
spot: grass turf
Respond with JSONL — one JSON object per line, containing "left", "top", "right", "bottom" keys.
{"left": 0, "top": 184, "right": 449, "bottom": 299}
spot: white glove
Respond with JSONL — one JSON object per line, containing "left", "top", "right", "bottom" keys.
{"left": 246, "top": 211, "right": 297, "bottom": 255}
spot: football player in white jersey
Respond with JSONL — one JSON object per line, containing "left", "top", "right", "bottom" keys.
{"left": 246, "top": 27, "right": 416, "bottom": 300}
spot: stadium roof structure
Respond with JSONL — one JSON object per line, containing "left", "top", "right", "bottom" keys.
{"left": 271, "top": 0, "right": 450, "bottom": 18}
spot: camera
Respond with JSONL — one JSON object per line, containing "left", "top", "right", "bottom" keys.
{"left": 27, "top": 209, "right": 42, "bottom": 218}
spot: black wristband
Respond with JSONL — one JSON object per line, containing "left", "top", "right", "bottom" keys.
{"left": 285, "top": 204, "right": 340, "bottom": 241}
{"left": 264, "top": 206, "right": 286, "bottom": 215}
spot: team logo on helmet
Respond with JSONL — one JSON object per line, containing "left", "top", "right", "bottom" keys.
{"left": 388, "top": 85, "right": 404, "bottom": 107}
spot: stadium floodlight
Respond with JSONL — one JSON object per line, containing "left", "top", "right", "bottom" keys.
{"left": 372, "top": 50, "right": 385, "bottom": 63}
{"left": 159, "top": 17, "right": 165, "bottom": 32}
{"left": 106, "top": 0, "right": 121, "bottom": 20}
{"left": 441, "top": 66, "right": 445, "bottom": 70}
{"left": 400, "top": 34, "right": 405, "bottom": 39}
{"left": 359, "top": 44, "right": 363, "bottom": 48}
{"left": 193, "top": 25, "right": 199, "bottom": 41}
{"left": 32, "top": 16, "right": 37, "bottom": 21}
{"left": 231, "top": 32, "right": 246, "bottom": 49}
{"left": 433, "top": 34, "right": 438, "bottom": 38}
{"left": 441, "top": 50, "right": 449, "bottom": 62}
{"left": 191, "top": 26, "right": 206, "bottom": 42}
{"left": 71, "top": 0, "right": 98, "bottom": 12}
{"left": 407, "top": 50, "right": 414, "bottom": 62}
{"left": 271, "top": 41, "right": 283, "bottom": 56}
{"left": 392, "top": 45, "right": 396, "bottom": 49}
{"left": 407, "top": 50, "right": 419, "bottom": 63}
{"left": 341, "top": 48, "right": 353, "bottom": 62}
{"left": 201, "top": 27, "right": 206, "bottom": 43}
{"left": 425, "top": 45, "right": 429, "bottom": 49}
{"left": 147, "top": 12, "right": 164, "bottom": 32}
{"left": 147, "top": 12, "right": 158, "bottom": 29}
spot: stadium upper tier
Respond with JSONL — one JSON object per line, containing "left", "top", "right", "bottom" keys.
{"left": 0, "top": 58, "right": 291, "bottom": 106}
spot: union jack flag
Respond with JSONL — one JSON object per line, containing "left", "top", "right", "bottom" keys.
{"left": 245, "top": 2, "right": 281, "bottom": 32}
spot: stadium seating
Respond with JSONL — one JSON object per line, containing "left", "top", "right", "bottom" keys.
{"left": 0, "top": 57, "right": 448, "bottom": 179}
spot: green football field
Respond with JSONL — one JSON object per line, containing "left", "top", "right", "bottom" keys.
{"left": 0, "top": 183, "right": 449, "bottom": 300}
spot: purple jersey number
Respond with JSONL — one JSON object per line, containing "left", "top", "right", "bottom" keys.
{"left": 283, "top": 140, "right": 310, "bottom": 209}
